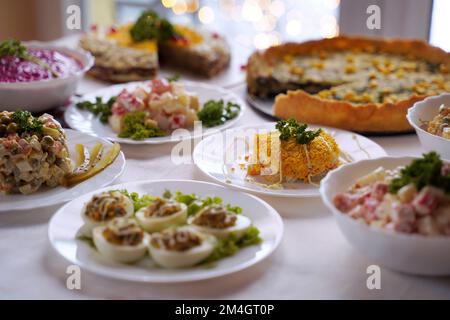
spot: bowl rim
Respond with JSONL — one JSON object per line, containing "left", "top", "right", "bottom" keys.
{"left": 320, "top": 155, "right": 450, "bottom": 242}
{"left": 406, "top": 93, "right": 450, "bottom": 144}
{"left": 0, "top": 41, "right": 94, "bottom": 89}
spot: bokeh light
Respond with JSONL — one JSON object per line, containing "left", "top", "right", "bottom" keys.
{"left": 198, "top": 6, "right": 215, "bottom": 24}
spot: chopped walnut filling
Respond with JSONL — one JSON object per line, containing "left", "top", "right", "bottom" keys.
{"left": 102, "top": 219, "right": 144, "bottom": 246}
{"left": 151, "top": 229, "right": 201, "bottom": 251}
{"left": 85, "top": 192, "right": 129, "bottom": 222}
{"left": 145, "top": 198, "right": 181, "bottom": 217}
{"left": 193, "top": 205, "right": 237, "bottom": 229}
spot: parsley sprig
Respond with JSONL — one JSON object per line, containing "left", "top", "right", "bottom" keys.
{"left": 76, "top": 96, "right": 116, "bottom": 123}
{"left": 389, "top": 152, "right": 450, "bottom": 194}
{"left": 275, "top": 119, "right": 322, "bottom": 144}
{"left": 0, "top": 40, "right": 59, "bottom": 78}
{"left": 11, "top": 111, "right": 43, "bottom": 134}
{"left": 197, "top": 100, "right": 241, "bottom": 128}
{"left": 130, "top": 10, "right": 179, "bottom": 42}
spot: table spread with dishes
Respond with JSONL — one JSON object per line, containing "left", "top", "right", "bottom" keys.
{"left": 1, "top": 11, "right": 449, "bottom": 299}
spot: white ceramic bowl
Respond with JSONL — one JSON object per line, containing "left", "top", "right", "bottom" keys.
{"left": 320, "top": 156, "right": 450, "bottom": 276}
{"left": 0, "top": 41, "right": 94, "bottom": 112}
{"left": 407, "top": 94, "right": 450, "bottom": 160}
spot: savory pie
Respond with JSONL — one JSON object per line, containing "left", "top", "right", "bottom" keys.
{"left": 247, "top": 36, "right": 450, "bottom": 133}
{"left": 80, "top": 11, "right": 230, "bottom": 83}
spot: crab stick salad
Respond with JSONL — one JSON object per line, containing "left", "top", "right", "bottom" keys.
{"left": 76, "top": 78, "right": 241, "bottom": 140}
{"left": 0, "top": 111, "right": 72, "bottom": 194}
{"left": 79, "top": 189, "right": 262, "bottom": 268}
{"left": 334, "top": 152, "right": 450, "bottom": 236}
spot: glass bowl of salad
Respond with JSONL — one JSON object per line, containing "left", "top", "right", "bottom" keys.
{"left": 407, "top": 93, "right": 450, "bottom": 160}
{"left": 320, "top": 153, "right": 450, "bottom": 275}
{"left": 0, "top": 40, "right": 93, "bottom": 112}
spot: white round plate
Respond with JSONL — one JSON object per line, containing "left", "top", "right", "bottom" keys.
{"left": 0, "top": 129, "right": 125, "bottom": 211}
{"left": 48, "top": 180, "right": 283, "bottom": 283}
{"left": 193, "top": 122, "right": 387, "bottom": 198}
{"left": 64, "top": 81, "right": 246, "bottom": 145}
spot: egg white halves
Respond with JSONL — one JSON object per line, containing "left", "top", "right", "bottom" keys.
{"left": 81, "top": 191, "right": 134, "bottom": 237}
{"left": 189, "top": 206, "right": 251, "bottom": 239}
{"left": 135, "top": 200, "right": 187, "bottom": 233}
{"left": 148, "top": 227, "right": 216, "bottom": 268}
{"left": 93, "top": 218, "right": 148, "bottom": 264}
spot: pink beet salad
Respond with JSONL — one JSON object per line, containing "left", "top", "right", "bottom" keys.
{"left": 0, "top": 43, "right": 82, "bottom": 83}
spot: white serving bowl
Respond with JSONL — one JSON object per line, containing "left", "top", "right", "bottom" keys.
{"left": 0, "top": 41, "right": 94, "bottom": 112}
{"left": 407, "top": 94, "right": 450, "bottom": 160}
{"left": 320, "top": 156, "right": 450, "bottom": 276}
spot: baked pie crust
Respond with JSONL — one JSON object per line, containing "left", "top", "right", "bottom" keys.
{"left": 247, "top": 36, "right": 450, "bottom": 133}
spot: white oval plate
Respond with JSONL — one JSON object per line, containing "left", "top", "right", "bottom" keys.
{"left": 48, "top": 180, "right": 283, "bottom": 283}
{"left": 0, "top": 129, "right": 125, "bottom": 211}
{"left": 193, "top": 123, "right": 387, "bottom": 198}
{"left": 64, "top": 81, "right": 246, "bottom": 145}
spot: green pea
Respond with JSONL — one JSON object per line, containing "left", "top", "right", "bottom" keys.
{"left": 6, "top": 122, "right": 17, "bottom": 133}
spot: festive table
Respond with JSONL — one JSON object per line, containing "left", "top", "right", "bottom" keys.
{"left": 1, "top": 35, "right": 449, "bottom": 300}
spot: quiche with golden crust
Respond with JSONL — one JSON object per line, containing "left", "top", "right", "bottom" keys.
{"left": 247, "top": 36, "right": 450, "bottom": 133}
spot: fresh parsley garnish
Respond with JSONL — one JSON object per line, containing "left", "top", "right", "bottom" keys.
{"left": 130, "top": 10, "right": 179, "bottom": 42}
{"left": 164, "top": 190, "right": 242, "bottom": 216}
{"left": 197, "top": 100, "right": 241, "bottom": 128}
{"left": 11, "top": 110, "right": 43, "bottom": 134}
{"left": 275, "top": 118, "right": 322, "bottom": 144}
{"left": 167, "top": 74, "right": 180, "bottom": 82}
{"left": 116, "top": 189, "right": 156, "bottom": 211}
{"left": 389, "top": 152, "right": 450, "bottom": 194}
{"left": 202, "top": 226, "right": 262, "bottom": 264}
{"left": 76, "top": 96, "right": 116, "bottom": 123}
{"left": 118, "top": 111, "right": 166, "bottom": 140}
{"left": 0, "top": 40, "right": 59, "bottom": 78}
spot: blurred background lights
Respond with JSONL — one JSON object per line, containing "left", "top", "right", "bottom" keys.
{"left": 153, "top": 0, "right": 340, "bottom": 49}
{"left": 286, "top": 19, "right": 302, "bottom": 36}
{"left": 172, "top": 0, "right": 188, "bottom": 15}
{"left": 198, "top": 6, "right": 215, "bottom": 24}
{"left": 269, "top": 0, "right": 285, "bottom": 17}
{"left": 242, "top": 0, "right": 264, "bottom": 22}
{"left": 162, "top": 0, "right": 176, "bottom": 8}
{"left": 320, "top": 15, "right": 339, "bottom": 38}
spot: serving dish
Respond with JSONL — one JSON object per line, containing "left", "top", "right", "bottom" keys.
{"left": 48, "top": 179, "right": 283, "bottom": 282}
{"left": 407, "top": 93, "right": 450, "bottom": 159}
{"left": 0, "top": 41, "right": 93, "bottom": 112}
{"left": 320, "top": 155, "right": 450, "bottom": 275}
{"left": 65, "top": 80, "right": 245, "bottom": 144}
{"left": 193, "top": 121, "right": 387, "bottom": 197}
{"left": 0, "top": 128, "right": 125, "bottom": 211}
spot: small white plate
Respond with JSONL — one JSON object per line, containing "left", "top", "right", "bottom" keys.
{"left": 193, "top": 123, "right": 387, "bottom": 198}
{"left": 0, "top": 129, "right": 125, "bottom": 212}
{"left": 64, "top": 81, "right": 246, "bottom": 145}
{"left": 48, "top": 180, "right": 283, "bottom": 283}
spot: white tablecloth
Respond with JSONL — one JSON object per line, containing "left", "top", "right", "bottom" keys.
{"left": 1, "top": 38, "right": 450, "bottom": 300}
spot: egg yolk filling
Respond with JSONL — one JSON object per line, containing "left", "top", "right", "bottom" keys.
{"left": 145, "top": 198, "right": 181, "bottom": 217}
{"left": 193, "top": 206, "right": 237, "bottom": 229}
{"left": 151, "top": 229, "right": 202, "bottom": 251}
{"left": 86, "top": 192, "right": 129, "bottom": 222}
{"left": 102, "top": 220, "right": 144, "bottom": 246}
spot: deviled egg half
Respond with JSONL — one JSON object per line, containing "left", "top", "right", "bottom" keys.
{"left": 148, "top": 227, "right": 216, "bottom": 268}
{"left": 82, "top": 191, "right": 134, "bottom": 236}
{"left": 189, "top": 205, "right": 251, "bottom": 239}
{"left": 135, "top": 198, "right": 187, "bottom": 233}
{"left": 93, "top": 217, "right": 149, "bottom": 263}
